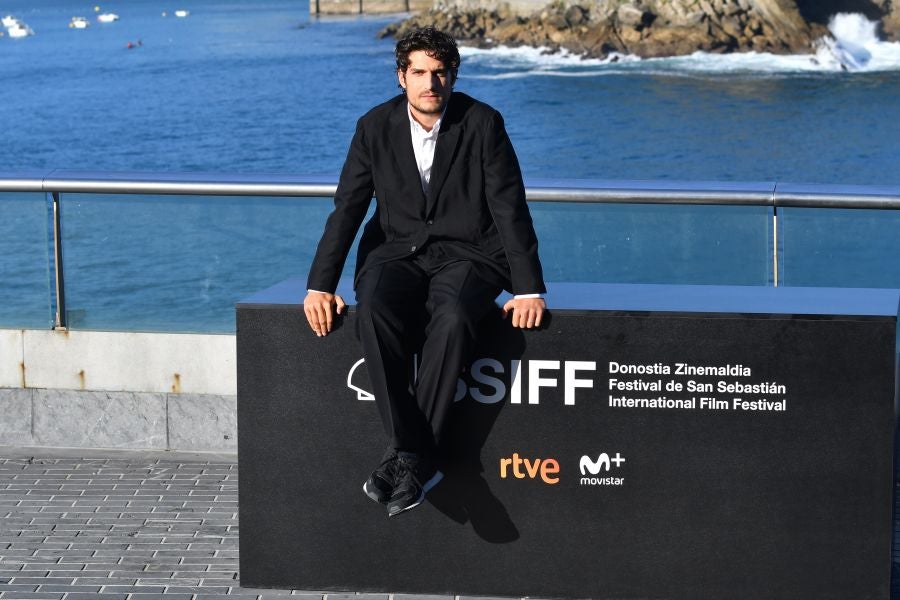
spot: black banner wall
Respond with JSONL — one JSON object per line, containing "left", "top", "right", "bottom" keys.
{"left": 237, "top": 280, "right": 900, "bottom": 600}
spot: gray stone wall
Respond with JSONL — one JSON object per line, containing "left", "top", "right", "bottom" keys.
{"left": 311, "top": 0, "right": 432, "bottom": 15}
{"left": 1, "top": 329, "right": 238, "bottom": 453}
{"left": 0, "top": 387, "right": 237, "bottom": 453}
{"left": 436, "top": 0, "right": 548, "bottom": 16}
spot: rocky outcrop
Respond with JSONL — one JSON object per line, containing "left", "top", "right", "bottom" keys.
{"left": 879, "top": 1, "right": 900, "bottom": 39}
{"left": 380, "top": 0, "right": 897, "bottom": 58}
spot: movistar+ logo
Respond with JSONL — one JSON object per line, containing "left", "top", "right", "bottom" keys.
{"left": 579, "top": 453, "right": 626, "bottom": 487}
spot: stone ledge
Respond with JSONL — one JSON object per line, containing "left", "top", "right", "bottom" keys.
{"left": 0, "top": 388, "right": 236, "bottom": 453}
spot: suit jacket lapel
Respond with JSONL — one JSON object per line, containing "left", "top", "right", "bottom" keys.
{"left": 388, "top": 100, "right": 427, "bottom": 213}
{"left": 425, "top": 108, "right": 462, "bottom": 217}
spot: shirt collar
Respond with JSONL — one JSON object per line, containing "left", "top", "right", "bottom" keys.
{"left": 407, "top": 101, "right": 446, "bottom": 137}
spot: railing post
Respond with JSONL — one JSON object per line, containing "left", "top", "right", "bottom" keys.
{"left": 772, "top": 205, "right": 779, "bottom": 287}
{"left": 52, "top": 191, "right": 68, "bottom": 330}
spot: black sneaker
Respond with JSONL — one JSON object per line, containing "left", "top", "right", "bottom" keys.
{"left": 386, "top": 453, "right": 443, "bottom": 517}
{"left": 363, "top": 447, "right": 399, "bottom": 504}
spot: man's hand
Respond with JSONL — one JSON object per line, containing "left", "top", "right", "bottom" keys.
{"left": 501, "top": 297, "right": 546, "bottom": 329}
{"left": 304, "top": 291, "right": 346, "bottom": 337}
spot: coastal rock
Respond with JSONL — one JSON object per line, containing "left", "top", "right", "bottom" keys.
{"left": 381, "top": 0, "right": 896, "bottom": 59}
{"left": 883, "top": 6, "right": 900, "bottom": 40}
{"left": 617, "top": 4, "right": 653, "bottom": 27}
{"left": 565, "top": 4, "right": 588, "bottom": 25}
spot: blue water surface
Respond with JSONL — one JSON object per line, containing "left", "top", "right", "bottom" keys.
{"left": 2, "top": 0, "right": 899, "bottom": 331}
{"left": 2, "top": 0, "right": 900, "bottom": 182}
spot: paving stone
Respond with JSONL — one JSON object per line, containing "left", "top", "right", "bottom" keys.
{"left": 101, "top": 585, "right": 166, "bottom": 593}
{"left": 45, "top": 570, "right": 111, "bottom": 578}
{"left": 0, "top": 584, "right": 40, "bottom": 593}
{"left": 200, "top": 577, "right": 240, "bottom": 585}
{"left": 6, "top": 449, "right": 897, "bottom": 600}
{"left": 74, "top": 577, "right": 138, "bottom": 586}
{"left": 137, "top": 578, "right": 200, "bottom": 586}
{"left": 166, "top": 586, "right": 231, "bottom": 594}
{"left": 8, "top": 577, "right": 75, "bottom": 585}
{"left": 239, "top": 590, "right": 296, "bottom": 597}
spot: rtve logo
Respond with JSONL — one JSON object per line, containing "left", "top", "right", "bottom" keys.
{"left": 499, "top": 453, "right": 560, "bottom": 485}
{"left": 347, "top": 357, "right": 597, "bottom": 406}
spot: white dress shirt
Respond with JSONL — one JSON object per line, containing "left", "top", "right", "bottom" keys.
{"left": 408, "top": 104, "right": 441, "bottom": 194}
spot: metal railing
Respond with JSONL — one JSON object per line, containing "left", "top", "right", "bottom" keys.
{"left": 4, "top": 170, "right": 900, "bottom": 208}
{"left": 3, "top": 170, "right": 900, "bottom": 330}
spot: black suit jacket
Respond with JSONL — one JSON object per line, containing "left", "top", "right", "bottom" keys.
{"left": 307, "top": 92, "right": 546, "bottom": 296}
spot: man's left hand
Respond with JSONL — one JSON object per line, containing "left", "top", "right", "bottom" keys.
{"left": 502, "top": 297, "right": 546, "bottom": 329}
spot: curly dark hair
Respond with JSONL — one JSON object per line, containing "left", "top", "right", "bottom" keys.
{"left": 395, "top": 27, "right": 460, "bottom": 82}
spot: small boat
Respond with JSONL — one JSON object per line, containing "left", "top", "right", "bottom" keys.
{"left": 97, "top": 13, "right": 119, "bottom": 23}
{"left": 1, "top": 14, "right": 18, "bottom": 28}
{"left": 69, "top": 16, "right": 89, "bottom": 29}
{"left": 7, "top": 22, "right": 34, "bottom": 37}
{"left": 174, "top": 9, "right": 189, "bottom": 17}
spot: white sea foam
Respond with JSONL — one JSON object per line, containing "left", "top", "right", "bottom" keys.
{"left": 462, "top": 13, "right": 900, "bottom": 77}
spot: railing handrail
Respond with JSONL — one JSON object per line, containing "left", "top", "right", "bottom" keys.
{"left": 3, "top": 170, "right": 900, "bottom": 209}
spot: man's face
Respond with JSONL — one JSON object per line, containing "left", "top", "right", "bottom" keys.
{"left": 398, "top": 50, "right": 454, "bottom": 124}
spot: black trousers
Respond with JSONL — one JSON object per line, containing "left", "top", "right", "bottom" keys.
{"left": 355, "top": 244, "right": 502, "bottom": 456}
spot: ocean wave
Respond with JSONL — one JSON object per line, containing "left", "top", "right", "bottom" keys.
{"left": 462, "top": 13, "right": 900, "bottom": 77}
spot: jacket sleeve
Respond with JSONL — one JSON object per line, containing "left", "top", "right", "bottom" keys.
{"left": 482, "top": 110, "right": 547, "bottom": 295}
{"left": 306, "top": 119, "right": 374, "bottom": 293}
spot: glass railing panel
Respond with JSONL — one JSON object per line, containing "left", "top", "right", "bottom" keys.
{"left": 0, "top": 192, "right": 53, "bottom": 328}
{"left": 530, "top": 202, "right": 773, "bottom": 286}
{"left": 778, "top": 207, "right": 900, "bottom": 288}
{"left": 59, "top": 193, "right": 366, "bottom": 333}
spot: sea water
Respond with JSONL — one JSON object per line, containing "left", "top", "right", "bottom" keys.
{"left": 2, "top": 3, "right": 899, "bottom": 331}
{"left": 2, "top": 4, "right": 900, "bottom": 181}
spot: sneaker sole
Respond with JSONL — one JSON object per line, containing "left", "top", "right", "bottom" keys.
{"left": 387, "top": 470, "right": 443, "bottom": 518}
{"left": 363, "top": 481, "right": 389, "bottom": 505}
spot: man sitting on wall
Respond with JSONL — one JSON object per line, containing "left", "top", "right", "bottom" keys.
{"left": 303, "top": 27, "right": 546, "bottom": 517}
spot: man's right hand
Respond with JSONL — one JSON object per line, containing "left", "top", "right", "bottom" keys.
{"left": 303, "top": 291, "right": 346, "bottom": 337}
